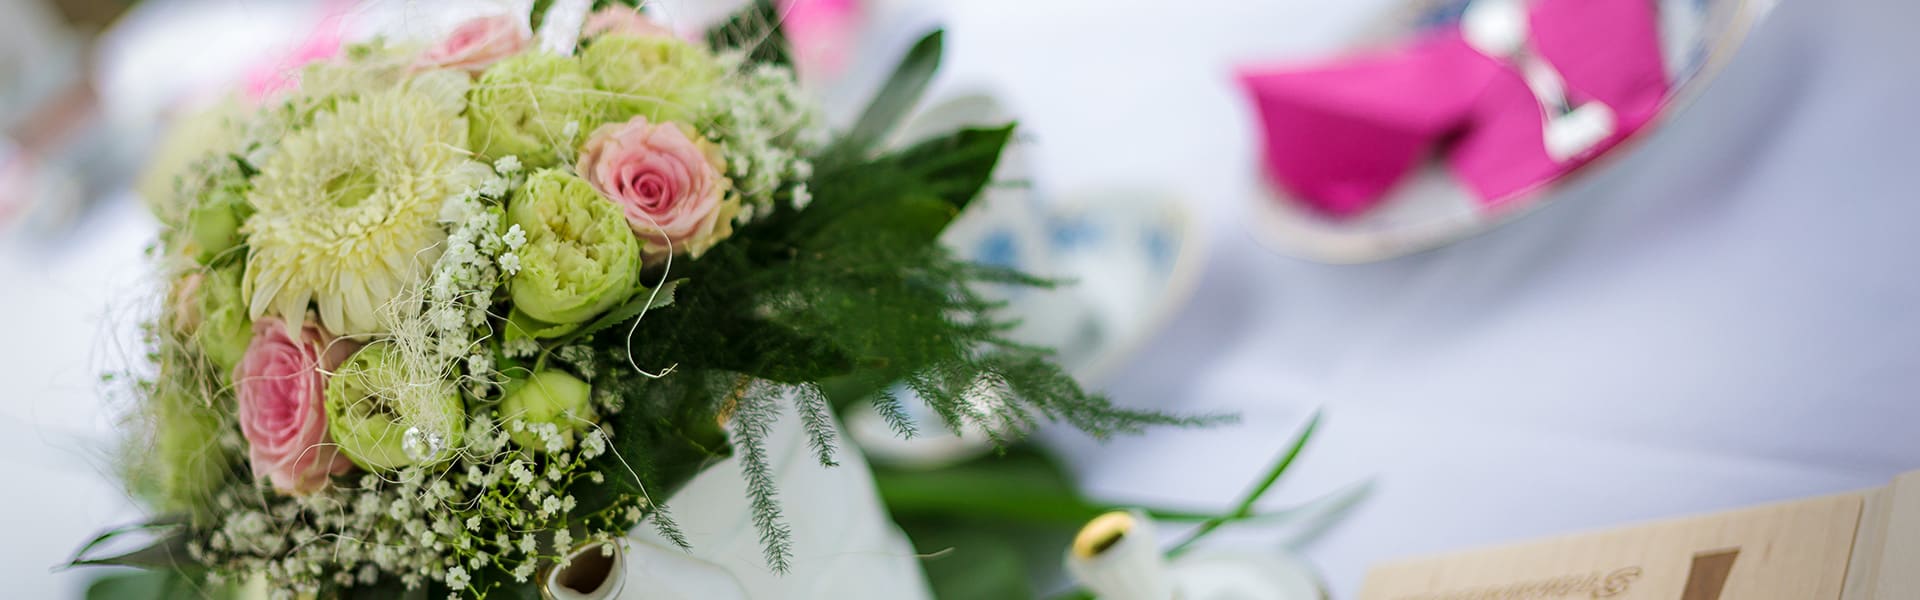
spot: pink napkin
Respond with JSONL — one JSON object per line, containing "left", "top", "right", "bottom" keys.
{"left": 1240, "top": 0, "right": 1670, "bottom": 218}
{"left": 1239, "top": 33, "right": 1499, "bottom": 218}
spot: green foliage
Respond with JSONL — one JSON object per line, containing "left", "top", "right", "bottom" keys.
{"left": 706, "top": 0, "right": 791, "bottom": 66}
{"left": 727, "top": 380, "right": 792, "bottom": 572}
{"left": 913, "top": 525, "right": 1047, "bottom": 600}
{"left": 835, "top": 31, "right": 945, "bottom": 158}
{"left": 68, "top": 519, "right": 195, "bottom": 571}
{"left": 549, "top": 279, "right": 681, "bottom": 348}
{"left": 566, "top": 371, "right": 731, "bottom": 523}
{"left": 877, "top": 448, "right": 1256, "bottom": 527}
{"left": 545, "top": 117, "right": 1215, "bottom": 575}
{"left": 790, "top": 382, "right": 839, "bottom": 467}
{"left": 529, "top": 21, "right": 1219, "bottom": 575}
{"left": 529, "top": 0, "right": 556, "bottom": 31}
{"left": 890, "top": 125, "right": 1016, "bottom": 208}
{"left": 1167, "top": 411, "right": 1321, "bottom": 556}
{"left": 84, "top": 570, "right": 210, "bottom": 600}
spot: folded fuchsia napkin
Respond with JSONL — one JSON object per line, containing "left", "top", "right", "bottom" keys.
{"left": 1240, "top": 0, "right": 1670, "bottom": 218}
{"left": 1239, "top": 33, "right": 1500, "bottom": 218}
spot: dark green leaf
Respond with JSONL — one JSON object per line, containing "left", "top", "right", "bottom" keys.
{"left": 706, "top": 0, "right": 790, "bottom": 66}
{"left": 875, "top": 447, "right": 1264, "bottom": 526}
{"left": 227, "top": 154, "right": 257, "bottom": 178}
{"left": 807, "top": 193, "right": 957, "bottom": 252}
{"left": 529, "top": 0, "right": 557, "bottom": 31}
{"left": 333, "top": 575, "right": 432, "bottom": 600}
{"left": 68, "top": 519, "right": 196, "bottom": 571}
{"left": 550, "top": 279, "right": 682, "bottom": 348}
{"left": 915, "top": 528, "right": 1037, "bottom": 600}
{"left": 570, "top": 378, "right": 731, "bottom": 518}
{"left": 838, "top": 30, "right": 944, "bottom": 156}
{"left": 506, "top": 307, "right": 581, "bottom": 343}
{"left": 892, "top": 124, "right": 1017, "bottom": 212}
{"left": 85, "top": 570, "right": 208, "bottom": 600}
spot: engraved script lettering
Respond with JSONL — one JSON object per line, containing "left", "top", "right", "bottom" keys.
{"left": 1391, "top": 566, "right": 1641, "bottom": 600}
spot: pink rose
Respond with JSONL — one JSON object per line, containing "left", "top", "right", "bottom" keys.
{"left": 577, "top": 116, "right": 738, "bottom": 260}
{"left": 416, "top": 14, "right": 530, "bottom": 74}
{"left": 235, "top": 317, "right": 356, "bottom": 495}
{"left": 582, "top": 7, "right": 676, "bottom": 39}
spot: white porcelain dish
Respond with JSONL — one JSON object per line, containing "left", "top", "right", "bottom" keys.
{"left": 1248, "top": 0, "right": 1776, "bottom": 263}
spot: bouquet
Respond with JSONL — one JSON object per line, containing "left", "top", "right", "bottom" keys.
{"left": 74, "top": 2, "right": 1202, "bottom": 597}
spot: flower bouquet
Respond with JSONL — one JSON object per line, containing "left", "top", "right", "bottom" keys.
{"left": 73, "top": 1, "right": 1201, "bottom": 597}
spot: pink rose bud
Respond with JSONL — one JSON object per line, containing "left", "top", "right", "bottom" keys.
{"left": 576, "top": 116, "right": 738, "bottom": 261}
{"left": 582, "top": 7, "right": 676, "bottom": 39}
{"left": 416, "top": 14, "right": 532, "bottom": 74}
{"left": 781, "top": 0, "right": 862, "bottom": 78}
{"left": 235, "top": 317, "right": 357, "bottom": 495}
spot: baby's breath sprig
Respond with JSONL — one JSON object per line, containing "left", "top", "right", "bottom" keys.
{"left": 708, "top": 52, "right": 823, "bottom": 224}
{"left": 193, "top": 411, "right": 619, "bottom": 596}
{"left": 423, "top": 159, "right": 524, "bottom": 400}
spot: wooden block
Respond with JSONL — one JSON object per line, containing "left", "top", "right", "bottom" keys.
{"left": 1868, "top": 471, "right": 1920, "bottom": 599}
{"left": 1357, "top": 493, "right": 1865, "bottom": 600}
{"left": 1840, "top": 487, "right": 1890, "bottom": 600}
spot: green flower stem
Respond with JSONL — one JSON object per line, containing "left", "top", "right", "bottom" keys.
{"left": 1164, "top": 411, "right": 1321, "bottom": 557}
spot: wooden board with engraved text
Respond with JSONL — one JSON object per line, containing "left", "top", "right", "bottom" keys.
{"left": 1357, "top": 470, "right": 1920, "bottom": 600}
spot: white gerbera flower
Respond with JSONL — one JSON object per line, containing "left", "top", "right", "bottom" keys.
{"left": 244, "top": 70, "right": 491, "bottom": 335}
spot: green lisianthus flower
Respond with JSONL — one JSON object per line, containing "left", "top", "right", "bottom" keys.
{"left": 194, "top": 266, "right": 253, "bottom": 372}
{"left": 506, "top": 169, "right": 642, "bottom": 326}
{"left": 499, "top": 370, "right": 595, "bottom": 451}
{"left": 323, "top": 343, "right": 465, "bottom": 471}
{"left": 131, "top": 375, "right": 234, "bottom": 523}
{"left": 580, "top": 34, "right": 724, "bottom": 125}
{"left": 186, "top": 185, "right": 252, "bottom": 265}
{"left": 137, "top": 98, "right": 251, "bottom": 229}
{"left": 469, "top": 53, "right": 601, "bottom": 168}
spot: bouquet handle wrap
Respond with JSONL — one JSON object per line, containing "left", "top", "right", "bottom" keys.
{"left": 620, "top": 399, "right": 933, "bottom": 600}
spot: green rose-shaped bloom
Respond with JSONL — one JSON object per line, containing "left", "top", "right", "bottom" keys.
{"left": 186, "top": 189, "right": 247, "bottom": 265}
{"left": 507, "top": 169, "right": 642, "bottom": 326}
{"left": 134, "top": 376, "right": 234, "bottom": 523}
{"left": 499, "top": 370, "right": 596, "bottom": 451}
{"left": 469, "top": 53, "right": 601, "bottom": 168}
{"left": 580, "top": 35, "right": 723, "bottom": 125}
{"left": 323, "top": 344, "right": 465, "bottom": 471}
{"left": 195, "top": 266, "right": 254, "bottom": 372}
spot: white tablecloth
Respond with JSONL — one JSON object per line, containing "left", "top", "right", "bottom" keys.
{"left": 7, "top": 0, "right": 1920, "bottom": 598}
